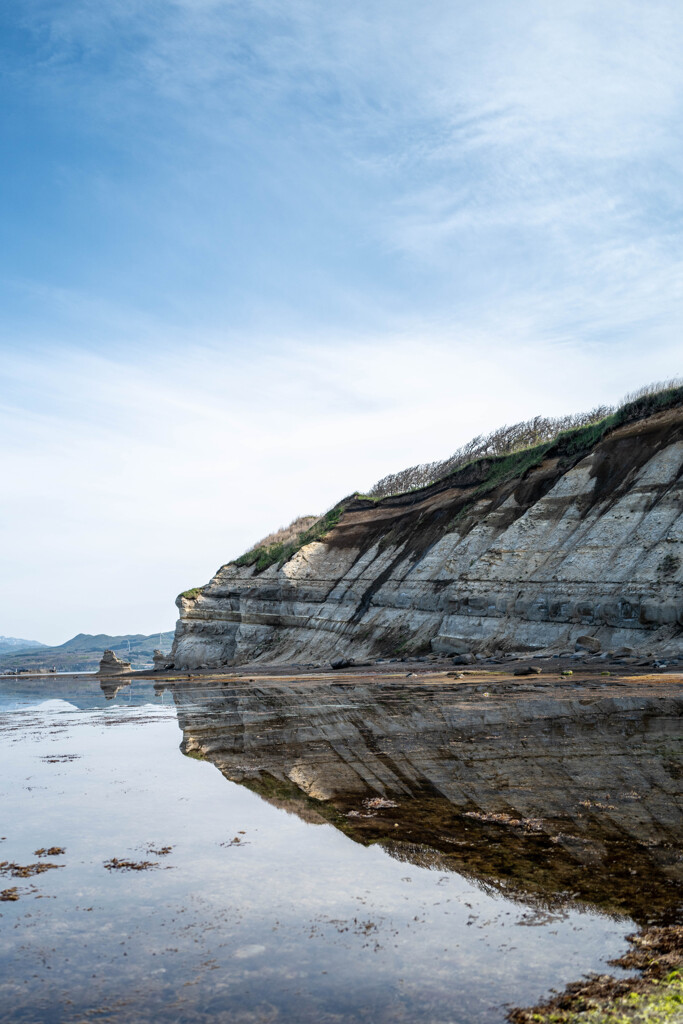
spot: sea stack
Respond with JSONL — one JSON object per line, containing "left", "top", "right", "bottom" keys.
{"left": 153, "top": 648, "right": 172, "bottom": 671}
{"left": 98, "top": 649, "right": 131, "bottom": 675}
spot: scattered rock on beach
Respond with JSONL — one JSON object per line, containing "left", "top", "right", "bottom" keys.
{"left": 575, "top": 635, "right": 601, "bottom": 653}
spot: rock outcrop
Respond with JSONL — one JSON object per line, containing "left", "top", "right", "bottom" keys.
{"left": 98, "top": 649, "right": 131, "bottom": 675}
{"left": 170, "top": 400, "right": 683, "bottom": 670}
{"left": 152, "top": 649, "right": 172, "bottom": 671}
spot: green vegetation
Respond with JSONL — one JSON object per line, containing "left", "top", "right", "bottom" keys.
{"left": 180, "top": 587, "right": 203, "bottom": 600}
{"left": 181, "top": 748, "right": 206, "bottom": 761}
{"left": 241, "top": 773, "right": 348, "bottom": 829}
{"left": 213, "top": 379, "right": 683, "bottom": 579}
{"left": 234, "top": 505, "right": 345, "bottom": 573}
{"left": 428, "top": 381, "right": 683, "bottom": 535}
{"left": 370, "top": 379, "right": 683, "bottom": 499}
{"left": 616, "top": 380, "right": 683, "bottom": 424}
{"left": 470, "top": 440, "right": 550, "bottom": 490}
{"left": 517, "top": 971, "right": 683, "bottom": 1023}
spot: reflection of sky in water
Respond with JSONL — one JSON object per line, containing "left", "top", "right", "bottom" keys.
{"left": 0, "top": 682, "right": 634, "bottom": 1024}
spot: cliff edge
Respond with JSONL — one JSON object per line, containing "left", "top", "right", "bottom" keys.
{"left": 170, "top": 388, "right": 683, "bottom": 669}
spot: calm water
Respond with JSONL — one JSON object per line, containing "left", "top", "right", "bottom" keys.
{"left": 0, "top": 675, "right": 667, "bottom": 1024}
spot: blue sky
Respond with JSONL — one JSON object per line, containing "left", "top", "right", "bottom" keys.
{"left": 1, "top": 0, "right": 682, "bottom": 642}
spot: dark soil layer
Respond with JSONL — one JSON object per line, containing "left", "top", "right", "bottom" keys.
{"left": 228, "top": 386, "right": 683, "bottom": 576}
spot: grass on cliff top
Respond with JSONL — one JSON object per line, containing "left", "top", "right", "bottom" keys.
{"left": 233, "top": 506, "right": 344, "bottom": 573}
{"left": 220, "top": 380, "right": 683, "bottom": 581}
{"left": 387, "top": 381, "right": 683, "bottom": 505}
{"left": 370, "top": 379, "right": 683, "bottom": 500}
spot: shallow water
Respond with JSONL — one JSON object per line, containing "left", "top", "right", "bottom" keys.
{"left": 0, "top": 675, "right": 670, "bottom": 1023}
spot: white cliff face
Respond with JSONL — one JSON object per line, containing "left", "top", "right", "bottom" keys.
{"left": 171, "top": 407, "right": 683, "bottom": 670}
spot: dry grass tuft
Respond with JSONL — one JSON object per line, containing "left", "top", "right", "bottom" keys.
{"left": 253, "top": 515, "right": 321, "bottom": 550}
{"left": 369, "top": 378, "right": 683, "bottom": 499}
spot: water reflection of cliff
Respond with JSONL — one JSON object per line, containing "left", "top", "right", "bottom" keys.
{"left": 161, "top": 675, "right": 683, "bottom": 923}
{"left": 98, "top": 677, "right": 131, "bottom": 701}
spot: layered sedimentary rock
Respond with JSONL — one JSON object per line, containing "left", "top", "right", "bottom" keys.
{"left": 171, "top": 404, "right": 683, "bottom": 669}
{"left": 165, "top": 675, "right": 683, "bottom": 920}
{"left": 98, "top": 649, "right": 131, "bottom": 675}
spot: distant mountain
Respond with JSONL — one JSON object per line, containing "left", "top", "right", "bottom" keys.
{"left": 0, "top": 636, "right": 46, "bottom": 655}
{"left": 0, "top": 631, "right": 175, "bottom": 674}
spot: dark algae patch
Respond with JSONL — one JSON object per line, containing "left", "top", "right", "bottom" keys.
{"left": 145, "top": 844, "right": 173, "bottom": 856}
{"left": 103, "top": 857, "right": 159, "bottom": 871}
{"left": 509, "top": 926, "right": 683, "bottom": 1023}
{"left": 0, "top": 859, "right": 63, "bottom": 878}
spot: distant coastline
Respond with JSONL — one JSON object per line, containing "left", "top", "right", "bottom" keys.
{"left": 0, "top": 630, "right": 174, "bottom": 674}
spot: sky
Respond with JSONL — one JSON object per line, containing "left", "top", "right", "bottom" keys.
{"left": 1, "top": 0, "right": 682, "bottom": 643}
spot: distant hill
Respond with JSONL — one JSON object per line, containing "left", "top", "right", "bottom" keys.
{"left": 0, "top": 636, "right": 47, "bottom": 655}
{"left": 0, "top": 631, "right": 175, "bottom": 674}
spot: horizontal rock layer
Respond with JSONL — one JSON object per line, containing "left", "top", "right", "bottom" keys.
{"left": 171, "top": 405, "right": 683, "bottom": 668}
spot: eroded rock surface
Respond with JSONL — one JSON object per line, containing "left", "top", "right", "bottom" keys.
{"left": 98, "top": 649, "right": 131, "bottom": 676}
{"left": 171, "top": 405, "right": 683, "bottom": 669}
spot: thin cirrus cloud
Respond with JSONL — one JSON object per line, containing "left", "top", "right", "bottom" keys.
{"left": 4, "top": 0, "right": 683, "bottom": 335}
{"left": 1, "top": 1, "right": 682, "bottom": 640}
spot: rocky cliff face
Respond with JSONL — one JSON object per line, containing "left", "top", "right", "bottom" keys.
{"left": 171, "top": 402, "right": 683, "bottom": 669}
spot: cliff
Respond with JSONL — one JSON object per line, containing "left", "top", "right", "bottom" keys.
{"left": 170, "top": 392, "right": 683, "bottom": 670}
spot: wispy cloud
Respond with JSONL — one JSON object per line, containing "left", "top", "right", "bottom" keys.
{"left": 2, "top": 2, "right": 682, "bottom": 639}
